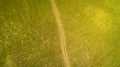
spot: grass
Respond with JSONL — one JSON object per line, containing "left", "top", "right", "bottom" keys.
{"left": 0, "top": 0, "right": 64, "bottom": 67}
{"left": 56, "top": 0, "right": 120, "bottom": 67}
{"left": 1, "top": 0, "right": 120, "bottom": 67}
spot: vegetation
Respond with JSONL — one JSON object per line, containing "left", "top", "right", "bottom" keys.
{"left": 0, "top": 0, "right": 120, "bottom": 67}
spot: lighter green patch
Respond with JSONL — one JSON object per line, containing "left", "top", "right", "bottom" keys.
{"left": 84, "top": 5, "right": 114, "bottom": 34}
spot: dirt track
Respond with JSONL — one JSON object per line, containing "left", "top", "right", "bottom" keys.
{"left": 50, "top": 0, "right": 70, "bottom": 67}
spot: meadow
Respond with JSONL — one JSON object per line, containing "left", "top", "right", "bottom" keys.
{"left": 0, "top": 0, "right": 120, "bottom": 67}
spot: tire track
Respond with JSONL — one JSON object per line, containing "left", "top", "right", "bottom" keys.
{"left": 49, "top": 0, "right": 70, "bottom": 67}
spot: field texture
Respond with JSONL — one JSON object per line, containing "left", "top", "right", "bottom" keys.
{"left": 0, "top": 0, "right": 120, "bottom": 67}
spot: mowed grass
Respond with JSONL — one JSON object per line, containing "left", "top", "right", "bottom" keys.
{"left": 56, "top": 0, "right": 120, "bottom": 67}
{"left": 1, "top": 0, "right": 120, "bottom": 67}
{"left": 0, "top": 0, "right": 65, "bottom": 67}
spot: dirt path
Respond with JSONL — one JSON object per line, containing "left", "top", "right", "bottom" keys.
{"left": 50, "top": 0, "right": 70, "bottom": 67}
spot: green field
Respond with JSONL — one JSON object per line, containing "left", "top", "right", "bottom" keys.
{"left": 0, "top": 0, "right": 120, "bottom": 67}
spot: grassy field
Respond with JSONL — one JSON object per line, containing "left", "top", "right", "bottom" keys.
{"left": 56, "top": 0, "right": 120, "bottom": 67}
{"left": 0, "top": 0, "right": 120, "bottom": 67}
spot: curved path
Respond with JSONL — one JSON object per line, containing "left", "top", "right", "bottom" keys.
{"left": 50, "top": 0, "right": 70, "bottom": 67}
